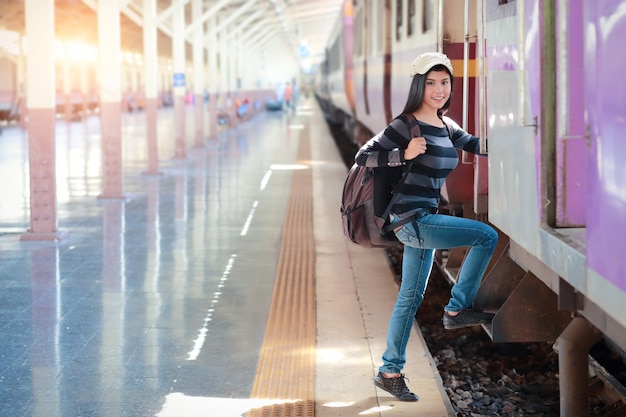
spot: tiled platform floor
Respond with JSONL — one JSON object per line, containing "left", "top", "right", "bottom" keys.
{"left": 0, "top": 105, "right": 303, "bottom": 417}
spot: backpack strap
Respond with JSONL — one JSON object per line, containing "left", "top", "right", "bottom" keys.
{"left": 379, "top": 113, "right": 422, "bottom": 232}
{"left": 403, "top": 112, "right": 422, "bottom": 139}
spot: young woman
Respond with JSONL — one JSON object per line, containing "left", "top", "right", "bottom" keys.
{"left": 355, "top": 52, "right": 498, "bottom": 402}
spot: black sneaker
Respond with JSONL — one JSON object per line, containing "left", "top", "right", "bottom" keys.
{"left": 443, "top": 309, "right": 494, "bottom": 330}
{"left": 373, "top": 372, "right": 419, "bottom": 402}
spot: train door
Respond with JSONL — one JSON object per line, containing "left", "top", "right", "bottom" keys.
{"left": 583, "top": 1, "right": 626, "bottom": 294}
{"left": 508, "top": 0, "right": 587, "bottom": 229}
{"left": 482, "top": 1, "right": 587, "bottom": 240}
{"left": 383, "top": 0, "right": 393, "bottom": 124}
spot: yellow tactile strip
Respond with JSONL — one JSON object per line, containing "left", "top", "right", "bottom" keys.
{"left": 248, "top": 124, "right": 316, "bottom": 417}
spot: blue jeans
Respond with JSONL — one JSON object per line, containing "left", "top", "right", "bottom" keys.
{"left": 379, "top": 210, "right": 498, "bottom": 374}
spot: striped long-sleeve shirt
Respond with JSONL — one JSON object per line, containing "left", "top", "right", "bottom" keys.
{"left": 354, "top": 113, "right": 485, "bottom": 223}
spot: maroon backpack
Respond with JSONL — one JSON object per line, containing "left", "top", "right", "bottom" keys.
{"left": 340, "top": 162, "right": 403, "bottom": 247}
{"left": 340, "top": 114, "right": 451, "bottom": 248}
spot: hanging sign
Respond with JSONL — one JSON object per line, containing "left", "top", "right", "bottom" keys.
{"left": 173, "top": 73, "right": 185, "bottom": 87}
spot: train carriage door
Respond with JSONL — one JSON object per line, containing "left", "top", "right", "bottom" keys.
{"left": 553, "top": 0, "right": 586, "bottom": 227}
{"left": 522, "top": 0, "right": 586, "bottom": 228}
{"left": 362, "top": 0, "right": 371, "bottom": 116}
{"left": 583, "top": 2, "right": 626, "bottom": 289}
{"left": 383, "top": 0, "right": 393, "bottom": 123}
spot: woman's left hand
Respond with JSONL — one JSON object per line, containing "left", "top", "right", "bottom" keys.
{"left": 404, "top": 137, "right": 427, "bottom": 160}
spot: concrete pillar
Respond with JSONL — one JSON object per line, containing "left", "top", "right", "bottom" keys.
{"left": 62, "top": 57, "right": 71, "bottom": 121}
{"left": 98, "top": 0, "right": 124, "bottom": 199}
{"left": 143, "top": 0, "right": 161, "bottom": 175}
{"left": 122, "top": 64, "right": 129, "bottom": 110}
{"left": 21, "top": 0, "right": 61, "bottom": 241}
{"left": 17, "top": 36, "right": 27, "bottom": 129}
{"left": 192, "top": 0, "right": 205, "bottom": 148}
{"left": 79, "top": 61, "right": 88, "bottom": 116}
{"left": 229, "top": 28, "right": 237, "bottom": 127}
{"left": 129, "top": 65, "right": 138, "bottom": 110}
{"left": 172, "top": 1, "right": 187, "bottom": 159}
{"left": 207, "top": 14, "right": 218, "bottom": 140}
{"left": 218, "top": 16, "right": 229, "bottom": 124}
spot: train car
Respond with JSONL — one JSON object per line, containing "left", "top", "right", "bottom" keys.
{"left": 318, "top": 0, "right": 626, "bottom": 414}
{"left": 479, "top": 0, "right": 626, "bottom": 412}
{"left": 314, "top": 0, "right": 355, "bottom": 134}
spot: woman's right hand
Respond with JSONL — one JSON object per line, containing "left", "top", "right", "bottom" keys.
{"left": 404, "top": 137, "right": 427, "bottom": 160}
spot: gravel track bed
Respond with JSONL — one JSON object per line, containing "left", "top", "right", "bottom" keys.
{"left": 413, "top": 265, "right": 560, "bottom": 416}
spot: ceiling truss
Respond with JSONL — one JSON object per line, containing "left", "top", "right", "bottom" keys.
{"left": 0, "top": 0, "right": 344, "bottom": 66}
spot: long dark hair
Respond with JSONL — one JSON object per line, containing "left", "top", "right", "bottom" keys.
{"left": 400, "top": 64, "right": 454, "bottom": 117}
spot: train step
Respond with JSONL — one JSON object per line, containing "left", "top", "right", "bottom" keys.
{"left": 473, "top": 241, "right": 572, "bottom": 343}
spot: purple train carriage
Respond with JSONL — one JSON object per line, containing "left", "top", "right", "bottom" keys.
{"left": 316, "top": 0, "right": 626, "bottom": 414}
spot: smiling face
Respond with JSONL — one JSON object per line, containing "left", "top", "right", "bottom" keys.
{"left": 419, "top": 69, "right": 452, "bottom": 113}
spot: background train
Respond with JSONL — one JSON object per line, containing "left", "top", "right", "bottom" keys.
{"left": 315, "top": 0, "right": 626, "bottom": 414}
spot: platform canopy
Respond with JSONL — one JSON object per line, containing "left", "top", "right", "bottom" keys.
{"left": 0, "top": 0, "right": 344, "bottom": 72}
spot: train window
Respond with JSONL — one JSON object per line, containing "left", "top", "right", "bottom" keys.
{"left": 423, "top": 0, "right": 434, "bottom": 32}
{"left": 407, "top": 0, "right": 415, "bottom": 37}
{"left": 396, "top": 0, "right": 403, "bottom": 41}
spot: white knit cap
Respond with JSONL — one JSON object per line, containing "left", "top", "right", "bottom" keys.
{"left": 410, "top": 52, "right": 453, "bottom": 76}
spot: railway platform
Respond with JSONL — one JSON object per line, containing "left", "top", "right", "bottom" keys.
{"left": 0, "top": 98, "right": 454, "bottom": 416}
